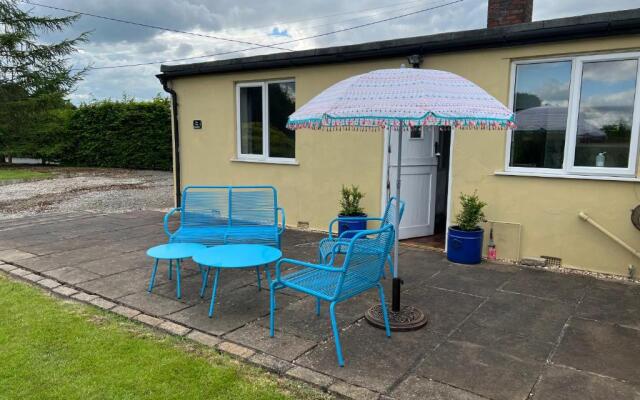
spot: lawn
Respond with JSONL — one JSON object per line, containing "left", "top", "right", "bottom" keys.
{"left": 0, "top": 276, "right": 325, "bottom": 400}
{"left": 0, "top": 168, "right": 53, "bottom": 181}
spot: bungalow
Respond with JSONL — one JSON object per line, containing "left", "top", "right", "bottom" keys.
{"left": 157, "top": 0, "right": 640, "bottom": 277}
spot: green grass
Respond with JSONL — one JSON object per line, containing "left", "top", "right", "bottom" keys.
{"left": 0, "top": 276, "right": 324, "bottom": 400}
{"left": 0, "top": 168, "right": 53, "bottom": 181}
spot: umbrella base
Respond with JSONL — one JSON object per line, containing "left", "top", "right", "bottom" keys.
{"left": 365, "top": 303, "right": 428, "bottom": 332}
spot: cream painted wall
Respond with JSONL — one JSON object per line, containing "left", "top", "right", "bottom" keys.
{"left": 423, "top": 35, "right": 640, "bottom": 276}
{"left": 171, "top": 59, "right": 404, "bottom": 232}
{"left": 170, "top": 34, "right": 640, "bottom": 276}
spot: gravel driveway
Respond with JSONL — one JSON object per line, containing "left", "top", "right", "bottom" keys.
{"left": 0, "top": 168, "right": 173, "bottom": 220}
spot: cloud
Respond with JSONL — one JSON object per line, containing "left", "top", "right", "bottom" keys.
{"left": 21, "top": 0, "right": 640, "bottom": 103}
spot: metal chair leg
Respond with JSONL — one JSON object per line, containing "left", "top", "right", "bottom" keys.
{"left": 256, "top": 266, "right": 262, "bottom": 291}
{"left": 175, "top": 259, "right": 182, "bottom": 299}
{"left": 168, "top": 259, "right": 173, "bottom": 280}
{"left": 199, "top": 266, "right": 209, "bottom": 298}
{"left": 329, "top": 302, "right": 344, "bottom": 367}
{"left": 147, "top": 258, "right": 159, "bottom": 293}
{"left": 316, "top": 297, "right": 321, "bottom": 316}
{"left": 377, "top": 283, "right": 391, "bottom": 338}
{"left": 269, "top": 280, "right": 277, "bottom": 337}
{"left": 208, "top": 268, "right": 221, "bottom": 318}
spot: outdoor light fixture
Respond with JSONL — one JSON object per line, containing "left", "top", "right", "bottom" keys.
{"left": 407, "top": 54, "right": 423, "bottom": 68}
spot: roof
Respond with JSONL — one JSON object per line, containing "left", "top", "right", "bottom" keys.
{"left": 159, "top": 8, "right": 640, "bottom": 79}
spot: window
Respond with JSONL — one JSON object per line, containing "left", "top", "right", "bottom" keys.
{"left": 507, "top": 53, "right": 640, "bottom": 177}
{"left": 236, "top": 80, "right": 296, "bottom": 162}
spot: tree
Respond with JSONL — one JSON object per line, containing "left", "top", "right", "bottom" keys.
{"left": 0, "top": 0, "right": 87, "bottom": 163}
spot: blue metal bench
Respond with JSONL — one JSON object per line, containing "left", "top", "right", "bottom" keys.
{"left": 164, "top": 185, "right": 285, "bottom": 248}
{"left": 270, "top": 224, "right": 395, "bottom": 367}
{"left": 318, "top": 197, "right": 405, "bottom": 276}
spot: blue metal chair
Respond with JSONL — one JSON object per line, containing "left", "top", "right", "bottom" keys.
{"left": 270, "top": 224, "right": 395, "bottom": 367}
{"left": 318, "top": 197, "right": 405, "bottom": 276}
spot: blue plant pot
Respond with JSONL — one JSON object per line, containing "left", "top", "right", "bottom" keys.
{"left": 447, "top": 226, "right": 484, "bottom": 264}
{"left": 338, "top": 214, "right": 367, "bottom": 238}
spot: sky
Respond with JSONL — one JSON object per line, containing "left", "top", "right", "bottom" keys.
{"left": 22, "top": 0, "right": 640, "bottom": 104}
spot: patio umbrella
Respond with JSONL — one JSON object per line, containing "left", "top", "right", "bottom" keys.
{"left": 287, "top": 67, "right": 514, "bottom": 330}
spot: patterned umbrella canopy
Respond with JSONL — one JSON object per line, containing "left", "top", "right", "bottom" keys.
{"left": 287, "top": 68, "right": 515, "bottom": 130}
{"left": 286, "top": 68, "right": 514, "bottom": 329}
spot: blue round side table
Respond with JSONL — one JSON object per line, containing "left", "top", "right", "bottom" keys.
{"left": 146, "top": 243, "right": 206, "bottom": 299}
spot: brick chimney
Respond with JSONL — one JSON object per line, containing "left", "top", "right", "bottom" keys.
{"left": 487, "top": 0, "right": 533, "bottom": 28}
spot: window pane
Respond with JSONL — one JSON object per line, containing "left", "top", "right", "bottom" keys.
{"left": 574, "top": 59, "right": 638, "bottom": 168}
{"left": 510, "top": 62, "right": 572, "bottom": 168}
{"left": 239, "top": 86, "right": 263, "bottom": 155}
{"left": 268, "top": 82, "right": 295, "bottom": 158}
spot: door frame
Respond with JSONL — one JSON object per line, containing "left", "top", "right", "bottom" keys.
{"left": 379, "top": 127, "right": 456, "bottom": 248}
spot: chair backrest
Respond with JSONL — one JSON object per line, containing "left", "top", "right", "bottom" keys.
{"left": 335, "top": 224, "right": 395, "bottom": 297}
{"left": 180, "top": 186, "right": 277, "bottom": 228}
{"left": 382, "top": 197, "right": 406, "bottom": 228}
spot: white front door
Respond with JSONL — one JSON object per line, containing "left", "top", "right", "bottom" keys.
{"left": 386, "top": 126, "right": 438, "bottom": 239}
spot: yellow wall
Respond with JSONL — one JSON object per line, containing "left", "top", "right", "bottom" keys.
{"left": 170, "top": 59, "right": 404, "bottom": 231}
{"left": 425, "top": 36, "right": 640, "bottom": 276}
{"left": 170, "top": 34, "right": 640, "bottom": 276}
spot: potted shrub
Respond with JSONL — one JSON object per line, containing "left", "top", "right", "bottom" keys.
{"left": 338, "top": 185, "right": 367, "bottom": 238}
{"left": 447, "top": 191, "right": 487, "bottom": 264}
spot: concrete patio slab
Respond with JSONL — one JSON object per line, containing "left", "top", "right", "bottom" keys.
{"left": 4, "top": 210, "right": 640, "bottom": 400}
{"left": 531, "top": 365, "right": 640, "bottom": 400}
{"left": 416, "top": 340, "right": 544, "bottom": 400}
{"left": 552, "top": 317, "right": 640, "bottom": 386}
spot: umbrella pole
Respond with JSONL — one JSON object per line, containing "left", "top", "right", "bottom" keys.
{"left": 365, "top": 121, "right": 428, "bottom": 331}
{"left": 392, "top": 122, "right": 403, "bottom": 312}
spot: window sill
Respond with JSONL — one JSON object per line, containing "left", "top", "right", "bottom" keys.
{"left": 494, "top": 171, "right": 640, "bottom": 182}
{"left": 231, "top": 158, "right": 299, "bottom": 166}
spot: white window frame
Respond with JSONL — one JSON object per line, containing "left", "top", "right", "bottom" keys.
{"left": 505, "top": 52, "right": 640, "bottom": 178}
{"left": 235, "top": 79, "right": 297, "bottom": 164}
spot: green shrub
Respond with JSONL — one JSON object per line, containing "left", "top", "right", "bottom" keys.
{"left": 339, "top": 185, "right": 365, "bottom": 216}
{"left": 62, "top": 97, "right": 171, "bottom": 170}
{"left": 455, "top": 191, "right": 487, "bottom": 231}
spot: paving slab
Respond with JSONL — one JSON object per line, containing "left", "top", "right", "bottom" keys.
{"left": 217, "top": 341, "right": 255, "bottom": 359}
{"left": 577, "top": 279, "right": 640, "bottom": 330}
{"left": 118, "top": 291, "right": 191, "bottom": 316}
{"left": 168, "top": 286, "right": 298, "bottom": 336}
{"left": 451, "top": 291, "right": 573, "bottom": 362}
{"left": 532, "top": 365, "right": 640, "bottom": 400}
{"left": 392, "top": 375, "right": 489, "bottom": 400}
{"left": 416, "top": 340, "right": 544, "bottom": 400}
{"left": 552, "top": 317, "right": 640, "bottom": 386}
{"left": 52, "top": 285, "right": 78, "bottom": 297}
{"left": 501, "top": 268, "right": 593, "bottom": 303}
{"left": 286, "top": 366, "right": 334, "bottom": 389}
{"left": 249, "top": 353, "right": 293, "bottom": 374}
{"left": 23, "top": 273, "right": 43, "bottom": 282}
{"left": 259, "top": 292, "right": 378, "bottom": 342}
{"left": 37, "top": 278, "right": 61, "bottom": 289}
{"left": 329, "top": 381, "right": 379, "bottom": 400}
{"left": 134, "top": 314, "right": 164, "bottom": 327}
{"left": 0, "top": 263, "right": 16, "bottom": 272}
{"left": 77, "top": 268, "right": 157, "bottom": 299}
{"left": 426, "top": 262, "right": 518, "bottom": 297}
{"left": 187, "top": 330, "right": 221, "bottom": 347}
{"left": 158, "top": 320, "right": 191, "bottom": 336}
{"left": 0, "top": 249, "right": 37, "bottom": 263}
{"left": 43, "top": 266, "right": 101, "bottom": 285}
{"left": 90, "top": 297, "right": 116, "bottom": 310}
{"left": 152, "top": 268, "right": 256, "bottom": 306}
{"left": 224, "top": 323, "right": 317, "bottom": 362}
{"left": 73, "top": 251, "right": 150, "bottom": 276}
{"left": 71, "top": 292, "right": 98, "bottom": 303}
{"left": 297, "top": 320, "right": 444, "bottom": 393}
{"left": 112, "top": 305, "right": 141, "bottom": 318}
{"left": 402, "top": 286, "right": 485, "bottom": 336}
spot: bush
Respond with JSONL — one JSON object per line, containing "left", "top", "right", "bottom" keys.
{"left": 339, "top": 185, "right": 365, "bottom": 216}
{"left": 455, "top": 191, "right": 487, "bottom": 231}
{"left": 62, "top": 97, "right": 171, "bottom": 170}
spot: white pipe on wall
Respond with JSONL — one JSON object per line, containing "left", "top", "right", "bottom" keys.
{"left": 578, "top": 211, "right": 640, "bottom": 259}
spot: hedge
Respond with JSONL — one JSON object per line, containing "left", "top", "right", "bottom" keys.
{"left": 62, "top": 97, "right": 172, "bottom": 170}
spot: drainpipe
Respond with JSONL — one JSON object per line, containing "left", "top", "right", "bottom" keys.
{"left": 158, "top": 75, "right": 182, "bottom": 207}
